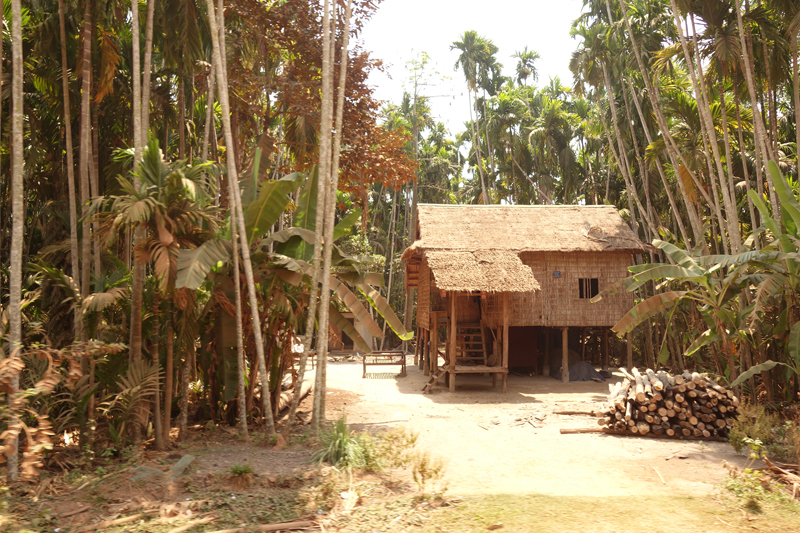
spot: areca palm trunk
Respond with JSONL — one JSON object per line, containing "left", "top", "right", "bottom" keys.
{"left": 599, "top": 63, "right": 654, "bottom": 238}
{"left": 310, "top": 0, "right": 335, "bottom": 433}
{"left": 620, "top": 79, "right": 656, "bottom": 234}
{"left": 163, "top": 302, "right": 174, "bottom": 442}
{"left": 612, "top": 0, "right": 708, "bottom": 248}
{"left": 205, "top": 0, "right": 276, "bottom": 435}
{"left": 202, "top": 61, "right": 215, "bottom": 161}
{"left": 669, "top": 1, "right": 739, "bottom": 253}
{"left": 141, "top": 0, "right": 156, "bottom": 143}
{"left": 179, "top": 72, "right": 186, "bottom": 159}
{"left": 58, "top": 0, "right": 80, "bottom": 341}
{"left": 734, "top": 0, "right": 780, "bottom": 217}
{"left": 7, "top": 0, "right": 24, "bottom": 483}
{"left": 625, "top": 77, "right": 691, "bottom": 246}
{"left": 793, "top": 34, "right": 800, "bottom": 170}
{"left": 228, "top": 179, "right": 248, "bottom": 438}
{"left": 733, "top": 72, "right": 759, "bottom": 244}
{"left": 129, "top": 0, "right": 145, "bottom": 446}
{"left": 78, "top": 0, "right": 93, "bottom": 336}
{"left": 315, "top": 0, "right": 352, "bottom": 424}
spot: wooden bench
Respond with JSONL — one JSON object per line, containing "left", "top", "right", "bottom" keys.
{"left": 362, "top": 351, "right": 406, "bottom": 378}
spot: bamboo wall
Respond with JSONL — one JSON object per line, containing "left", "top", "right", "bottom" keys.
{"left": 420, "top": 251, "right": 634, "bottom": 330}
{"left": 418, "top": 257, "right": 430, "bottom": 330}
{"left": 520, "top": 251, "right": 633, "bottom": 327}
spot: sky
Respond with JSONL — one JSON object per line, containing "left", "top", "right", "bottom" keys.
{"left": 356, "top": 0, "right": 588, "bottom": 133}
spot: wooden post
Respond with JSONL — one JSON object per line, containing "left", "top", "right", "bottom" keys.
{"left": 602, "top": 327, "right": 609, "bottom": 370}
{"left": 449, "top": 293, "right": 457, "bottom": 392}
{"left": 581, "top": 327, "right": 587, "bottom": 361}
{"left": 543, "top": 328, "right": 550, "bottom": 377}
{"left": 502, "top": 293, "right": 509, "bottom": 393}
{"left": 626, "top": 331, "right": 633, "bottom": 369}
{"left": 431, "top": 315, "right": 438, "bottom": 376}
{"left": 414, "top": 327, "right": 421, "bottom": 366}
{"left": 561, "top": 326, "right": 569, "bottom": 383}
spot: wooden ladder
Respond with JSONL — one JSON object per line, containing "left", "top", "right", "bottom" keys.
{"left": 422, "top": 363, "right": 450, "bottom": 394}
{"left": 456, "top": 323, "right": 487, "bottom": 365}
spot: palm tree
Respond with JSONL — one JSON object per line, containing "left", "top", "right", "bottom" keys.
{"left": 6, "top": 0, "right": 25, "bottom": 483}
{"left": 58, "top": 0, "right": 80, "bottom": 342}
{"left": 513, "top": 47, "right": 541, "bottom": 86}
{"left": 204, "top": 0, "right": 276, "bottom": 435}
{"left": 452, "top": 31, "right": 497, "bottom": 204}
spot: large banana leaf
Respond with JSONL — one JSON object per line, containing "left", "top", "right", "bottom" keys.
{"left": 260, "top": 227, "right": 317, "bottom": 248}
{"left": 768, "top": 161, "right": 800, "bottom": 232}
{"left": 243, "top": 172, "right": 303, "bottom": 245}
{"left": 336, "top": 271, "right": 384, "bottom": 288}
{"left": 333, "top": 208, "right": 362, "bottom": 241}
{"left": 729, "top": 360, "right": 787, "bottom": 388}
{"left": 356, "top": 284, "right": 413, "bottom": 341}
{"left": 612, "top": 291, "right": 688, "bottom": 335}
{"left": 279, "top": 167, "right": 318, "bottom": 260}
{"left": 652, "top": 240, "right": 704, "bottom": 275}
{"left": 684, "top": 329, "right": 720, "bottom": 357}
{"left": 330, "top": 305, "right": 372, "bottom": 353}
{"left": 176, "top": 239, "right": 232, "bottom": 290}
{"left": 788, "top": 321, "right": 800, "bottom": 366}
{"left": 330, "top": 275, "right": 383, "bottom": 338}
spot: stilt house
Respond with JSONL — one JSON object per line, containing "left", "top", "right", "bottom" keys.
{"left": 402, "top": 204, "right": 649, "bottom": 392}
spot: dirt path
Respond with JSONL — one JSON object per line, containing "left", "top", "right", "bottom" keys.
{"left": 324, "top": 360, "right": 749, "bottom": 499}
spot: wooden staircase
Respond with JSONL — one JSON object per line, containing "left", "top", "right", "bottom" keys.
{"left": 456, "top": 323, "right": 487, "bottom": 365}
{"left": 422, "top": 364, "right": 448, "bottom": 393}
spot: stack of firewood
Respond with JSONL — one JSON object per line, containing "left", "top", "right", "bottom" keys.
{"left": 600, "top": 368, "right": 739, "bottom": 439}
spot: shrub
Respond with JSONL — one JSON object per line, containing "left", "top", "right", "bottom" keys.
{"left": 729, "top": 403, "right": 794, "bottom": 460}
{"left": 312, "top": 415, "right": 375, "bottom": 472}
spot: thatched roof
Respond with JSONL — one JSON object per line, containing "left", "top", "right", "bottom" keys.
{"left": 425, "top": 250, "right": 541, "bottom": 293}
{"left": 404, "top": 204, "right": 649, "bottom": 256}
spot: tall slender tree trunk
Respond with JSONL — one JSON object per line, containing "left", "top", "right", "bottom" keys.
{"left": 129, "top": 0, "right": 145, "bottom": 445}
{"left": 179, "top": 72, "right": 186, "bottom": 159}
{"left": 669, "top": 2, "right": 739, "bottom": 253}
{"left": 162, "top": 302, "right": 174, "bottom": 443}
{"left": 206, "top": 0, "right": 275, "bottom": 434}
{"left": 733, "top": 72, "right": 759, "bottom": 243}
{"left": 314, "top": 0, "right": 352, "bottom": 430}
{"left": 793, "top": 34, "right": 800, "bottom": 171}
{"left": 78, "top": 0, "right": 93, "bottom": 338}
{"left": 625, "top": 77, "right": 690, "bottom": 246}
{"left": 91, "top": 107, "right": 101, "bottom": 278}
{"left": 614, "top": 0, "right": 707, "bottom": 248}
{"left": 152, "top": 294, "right": 164, "bottom": 450}
{"left": 228, "top": 179, "right": 248, "bottom": 438}
{"left": 141, "top": 0, "right": 155, "bottom": 143}
{"left": 58, "top": 0, "right": 80, "bottom": 341}
{"left": 6, "top": 0, "right": 24, "bottom": 483}
{"left": 734, "top": 0, "right": 780, "bottom": 218}
{"left": 467, "top": 90, "right": 489, "bottom": 204}
{"left": 202, "top": 62, "right": 215, "bottom": 161}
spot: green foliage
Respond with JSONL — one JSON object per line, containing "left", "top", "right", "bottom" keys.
{"left": 230, "top": 463, "right": 254, "bottom": 476}
{"left": 729, "top": 404, "right": 794, "bottom": 461}
{"left": 312, "top": 415, "right": 380, "bottom": 472}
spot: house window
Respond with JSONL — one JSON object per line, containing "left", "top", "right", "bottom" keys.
{"left": 579, "top": 278, "right": 599, "bottom": 299}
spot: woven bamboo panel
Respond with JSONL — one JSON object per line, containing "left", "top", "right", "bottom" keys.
{"left": 519, "top": 251, "right": 634, "bottom": 327}
{"left": 418, "top": 258, "right": 430, "bottom": 330}
{"left": 481, "top": 291, "right": 536, "bottom": 328}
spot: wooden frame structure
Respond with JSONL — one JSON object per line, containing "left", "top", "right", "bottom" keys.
{"left": 404, "top": 204, "right": 649, "bottom": 392}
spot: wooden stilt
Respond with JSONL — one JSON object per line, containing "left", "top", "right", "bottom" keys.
{"left": 502, "top": 293, "right": 509, "bottom": 393}
{"left": 602, "top": 327, "right": 609, "bottom": 370}
{"left": 561, "top": 326, "right": 569, "bottom": 383}
{"left": 414, "top": 327, "right": 420, "bottom": 366}
{"left": 627, "top": 331, "right": 633, "bottom": 369}
{"left": 449, "top": 294, "right": 457, "bottom": 392}
{"left": 431, "top": 315, "right": 439, "bottom": 376}
{"left": 543, "top": 328, "right": 551, "bottom": 377}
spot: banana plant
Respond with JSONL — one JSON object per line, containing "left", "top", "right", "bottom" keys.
{"left": 603, "top": 239, "right": 753, "bottom": 385}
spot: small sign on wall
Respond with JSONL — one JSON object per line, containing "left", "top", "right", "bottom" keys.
{"left": 553, "top": 271, "right": 562, "bottom": 277}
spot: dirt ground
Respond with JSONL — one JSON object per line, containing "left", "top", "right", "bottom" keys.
{"left": 324, "top": 360, "right": 750, "bottom": 499}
